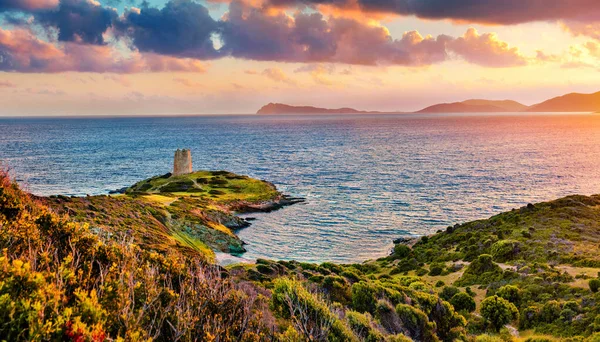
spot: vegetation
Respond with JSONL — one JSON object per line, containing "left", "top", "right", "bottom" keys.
{"left": 3, "top": 168, "right": 600, "bottom": 341}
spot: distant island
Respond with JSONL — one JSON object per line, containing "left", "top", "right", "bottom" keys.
{"left": 257, "top": 103, "right": 393, "bottom": 115}
{"left": 257, "top": 90, "right": 600, "bottom": 114}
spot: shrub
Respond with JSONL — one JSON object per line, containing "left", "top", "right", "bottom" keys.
{"left": 490, "top": 240, "right": 521, "bottom": 262}
{"left": 480, "top": 296, "right": 519, "bottom": 332}
{"left": 455, "top": 254, "right": 503, "bottom": 286}
{"left": 539, "top": 300, "right": 561, "bottom": 323}
{"left": 271, "top": 278, "right": 357, "bottom": 342}
{"left": 450, "top": 292, "right": 476, "bottom": 313}
{"left": 375, "top": 300, "right": 402, "bottom": 335}
{"left": 496, "top": 285, "right": 522, "bottom": 305}
{"left": 393, "top": 244, "right": 411, "bottom": 258}
{"left": 440, "top": 286, "right": 461, "bottom": 301}
{"left": 589, "top": 279, "right": 600, "bottom": 293}
{"left": 395, "top": 304, "right": 437, "bottom": 341}
{"left": 346, "top": 311, "right": 384, "bottom": 342}
{"left": 429, "top": 264, "right": 444, "bottom": 276}
{"left": 435, "top": 280, "right": 445, "bottom": 288}
{"left": 351, "top": 282, "right": 379, "bottom": 314}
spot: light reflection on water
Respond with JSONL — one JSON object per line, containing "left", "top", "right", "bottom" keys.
{"left": 1, "top": 113, "right": 600, "bottom": 263}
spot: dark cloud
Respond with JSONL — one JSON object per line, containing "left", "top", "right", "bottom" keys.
{"left": 0, "top": 0, "right": 58, "bottom": 12}
{"left": 220, "top": 1, "right": 450, "bottom": 66}
{"left": 261, "top": 0, "right": 600, "bottom": 25}
{"left": 35, "top": 0, "right": 117, "bottom": 44}
{"left": 0, "top": 0, "right": 531, "bottom": 73}
{"left": 116, "top": 0, "right": 220, "bottom": 58}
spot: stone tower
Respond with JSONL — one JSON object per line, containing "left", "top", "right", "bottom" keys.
{"left": 173, "top": 149, "right": 192, "bottom": 176}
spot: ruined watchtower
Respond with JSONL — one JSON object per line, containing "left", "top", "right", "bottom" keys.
{"left": 173, "top": 149, "right": 192, "bottom": 176}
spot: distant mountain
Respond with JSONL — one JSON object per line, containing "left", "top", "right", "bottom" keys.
{"left": 417, "top": 99, "right": 528, "bottom": 113}
{"left": 258, "top": 91, "right": 600, "bottom": 115}
{"left": 461, "top": 99, "right": 528, "bottom": 112}
{"left": 526, "top": 91, "right": 600, "bottom": 112}
{"left": 256, "top": 103, "right": 388, "bottom": 115}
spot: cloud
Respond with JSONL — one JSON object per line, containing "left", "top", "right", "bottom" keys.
{"left": 258, "top": 0, "right": 600, "bottom": 25}
{"left": 35, "top": 0, "right": 117, "bottom": 45}
{"left": 219, "top": 1, "right": 451, "bottom": 66}
{"left": 261, "top": 67, "right": 296, "bottom": 84}
{"left": 173, "top": 77, "right": 202, "bottom": 87}
{"left": 561, "top": 21, "right": 600, "bottom": 41}
{"left": 447, "top": 28, "right": 527, "bottom": 67}
{"left": 294, "top": 63, "right": 335, "bottom": 85}
{"left": 116, "top": 0, "right": 220, "bottom": 58}
{"left": 0, "top": 0, "right": 58, "bottom": 12}
{"left": 0, "top": 27, "right": 207, "bottom": 72}
{"left": 0, "top": 80, "right": 16, "bottom": 87}
{"left": 0, "top": 0, "right": 533, "bottom": 72}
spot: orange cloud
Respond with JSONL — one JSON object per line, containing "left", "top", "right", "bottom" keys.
{"left": 447, "top": 28, "right": 527, "bottom": 67}
{"left": 261, "top": 67, "right": 297, "bottom": 85}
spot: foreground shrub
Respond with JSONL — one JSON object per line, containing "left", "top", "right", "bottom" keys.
{"left": 271, "top": 278, "right": 357, "bottom": 342}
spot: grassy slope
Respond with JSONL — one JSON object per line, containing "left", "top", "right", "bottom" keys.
{"left": 5, "top": 168, "right": 600, "bottom": 340}
{"left": 234, "top": 195, "right": 600, "bottom": 340}
{"left": 45, "top": 170, "right": 282, "bottom": 261}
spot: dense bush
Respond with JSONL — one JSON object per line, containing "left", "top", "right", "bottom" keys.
{"left": 450, "top": 292, "right": 476, "bottom": 313}
{"left": 496, "top": 285, "right": 522, "bottom": 305}
{"left": 589, "top": 279, "right": 600, "bottom": 293}
{"left": 491, "top": 240, "right": 521, "bottom": 262}
{"left": 271, "top": 278, "right": 358, "bottom": 341}
{"left": 351, "top": 281, "right": 379, "bottom": 314}
{"left": 440, "top": 286, "right": 461, "bottom": 301}
{"left": 480, "top": 296, "right": 519, "bottom": 332}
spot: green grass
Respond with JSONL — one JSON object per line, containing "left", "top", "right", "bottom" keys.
{"left": 127, "top": 170, "right": 279, "bottom": 204}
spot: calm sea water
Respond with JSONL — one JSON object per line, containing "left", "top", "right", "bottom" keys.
{"left": 2, "top": 113, "right": 600, "bottom": 263}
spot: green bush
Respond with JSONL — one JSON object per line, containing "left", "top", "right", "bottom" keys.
{"left": 395, "top": 304, "right": 437, "bottom": 341}
{"left": 271, "top": 278, "right": 358, "bottom": 342}
{"left": 393, "top": 244, "right": 411, "bottom": 258}
{"left": 480, "top": 296, "right": 519, "bottom": 332}
{"left": 490, "top": 240, "right": 521, "bottom": 262}
{"left": 539, "top": 300, "right": 561, "bottom": 323}
{"left": 440, "top": 286, "right": 461, "bottom": 301}
{"left": 346, "top": 311, "right": 385, "bottom": 342}
{"left": 589, "top": 279, "right": 600, "bottom": 293}
{"left": 455, "top": 254, "right": 503, "bottom": 286}
{"left": 496, "top": 285, "right": 522, "bottom": 305}
{"left": 351, "top": 281, "right": 379, "bottom": 314}
{"left": 450, "top": 292, "right": 476, "bottom": 312}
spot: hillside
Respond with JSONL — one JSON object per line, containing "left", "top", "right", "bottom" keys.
{"left": 257, "top": 103, "right": 386, "bottom": 115}
{"left": 527, "top": 91, "right": 600, "bottom": 112}
{"left": 3, "top": 169, "right": 600, "bottom": 341}
{"left": 461, "top": 99, "right": 528, "bottom": 112}
{"left": 418, "top": 100, "right": 528, "bottom": 113}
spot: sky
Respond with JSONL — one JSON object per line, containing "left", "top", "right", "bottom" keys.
{"left": 1, "top": 0, "right": 600, "bottom": 115}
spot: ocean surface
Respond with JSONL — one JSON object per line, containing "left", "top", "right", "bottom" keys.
{"left": 2, "top": 113, "right": 600, "bottom": 263}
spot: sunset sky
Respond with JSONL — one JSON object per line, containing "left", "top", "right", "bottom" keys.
{"left": 1, "top": 0, "right": 600, "bottom": 115}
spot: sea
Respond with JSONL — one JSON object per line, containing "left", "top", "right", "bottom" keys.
{"left": 1, "top": 113, "right": 600, "bottom": 263}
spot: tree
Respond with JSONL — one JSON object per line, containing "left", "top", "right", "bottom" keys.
{"left": 480, "top": 296, "right": 519, "bottom": 332}
{"left": 450, "top": 292, "right": 476, "bottom": 313}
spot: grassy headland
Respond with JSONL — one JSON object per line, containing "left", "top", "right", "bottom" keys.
{"left": 1, "top": 169, "right": 600, "bottom": 341}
